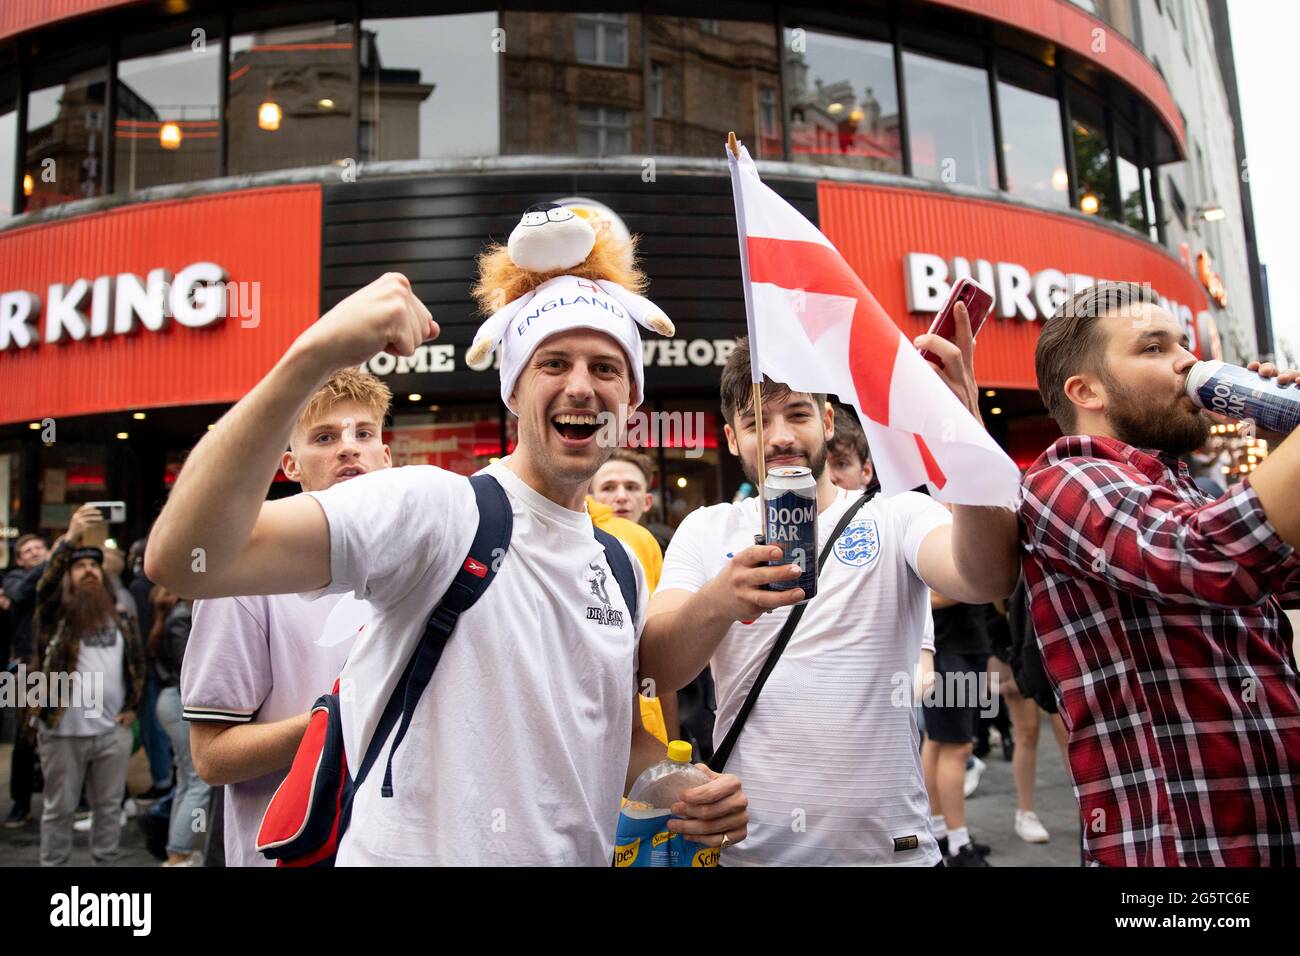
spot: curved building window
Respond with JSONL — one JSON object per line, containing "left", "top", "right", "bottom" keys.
{"left": 359, "top": 12, "right": 499, "bottom": 161}
{"left": 1069, "top": 91, "right": 1114, "bottom": 218}
{"left": 646, "top": 17, "right": 781, "bottom": 159}
{"left": 503, "top": 12, "right": 644, "bottom": 155}
{"left": 784, "top": 28, "right": 900, "bottom": 173}
{"left": 114, "top": 28, "right": 222, "bottom": 193}
{"left": 903, "top": 50, "right": 997, "bottom": 190}
{"left": 1116, "top": 155, "right": 1143, "bottom": 230}
{"left": 226, "top": 20, "right": 357, "bottom": 175}
{"left": 0, "top": 70, "right": 16, "bottom": 220}
{"left": 1115, "top": 121, "right": 1146, "bottom": 231}
{"left": 996, "top": 60, "right": 1068, "bottom": 208}
{"left": 25, "top": 50, "right": 108, "bottom": 212}
{"left": 1142, "top": 166, "right": 1159, "bottom": 241}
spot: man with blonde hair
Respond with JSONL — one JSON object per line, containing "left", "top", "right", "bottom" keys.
{"left": 181, "top": 367, "right": 393, "bottom": 866}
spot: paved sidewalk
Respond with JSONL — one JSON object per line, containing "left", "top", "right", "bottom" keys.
{"left": 1, "top": 727, "right": 1083, "bottom": 867}
{"left": 962, "top": 727, "right": 1082, "bottom": 867}
{"left": 0, "top": 740, "right": 161, "bottom": 867}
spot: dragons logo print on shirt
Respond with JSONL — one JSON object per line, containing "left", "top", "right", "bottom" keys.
{"left": 585, "top": 562, "right": 624, "bottom": 629}
{"left": 834, "top": 517, "right": 881, "bottom": 569}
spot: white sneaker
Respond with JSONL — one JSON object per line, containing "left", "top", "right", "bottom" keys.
{"left": 76, "top": 809, "right": 128, "bottom": 831}
{"left": 161, "top": 852, "right": 203, "bottom": 868}
{"left": 1015, "top": 809, "right": 1050, "bottom": 843}
{"left": 963, "top": 756, "right": 986, "bottom": 798}
{"left": 124, "top": 798, "right": 139, "bottom": 820}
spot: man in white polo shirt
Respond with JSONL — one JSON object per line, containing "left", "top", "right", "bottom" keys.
{"left": 641, "top": 325, "right": 1019, "bottom": 866}
{"left": 148, "top": 271, "right": 747, "bottom": 864}
{"left": 180, "top": 368, "right": 389, "bottom": 866}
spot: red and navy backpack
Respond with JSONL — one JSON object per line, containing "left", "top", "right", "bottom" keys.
{"left": 255, "top": 472, "right": 637, "bottom": 866}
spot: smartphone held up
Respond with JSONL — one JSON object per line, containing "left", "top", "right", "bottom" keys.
{"left": 80, "top": 500, "right": 127, "bottom": 549}
{"left": 918, "top": 278, "right": 994, "bottom": 367}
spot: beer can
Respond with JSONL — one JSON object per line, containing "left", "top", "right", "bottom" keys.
{"left": 1185, "top": 360, "right": 1300, "bottom": 436}
{"left": 761, "top": 465, "right": 818, "bottom": 603}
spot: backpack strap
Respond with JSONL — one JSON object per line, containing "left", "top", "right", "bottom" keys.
{"left": 593, "top": 526, "right": 638, "bottom": 621}
{"left": 345, "top": 474, "right": 512, "bottom": 819}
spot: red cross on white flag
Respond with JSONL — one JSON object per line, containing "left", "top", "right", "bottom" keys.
{"left": 726, "top": 142, "right": 1020, "bottom": 507}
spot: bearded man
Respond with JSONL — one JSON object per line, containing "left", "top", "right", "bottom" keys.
{"left": 31, "top": 504, "right": 145, "bottom": 866}
{"left": 1021, "top": 281, "right": 1300, "bottom": 866}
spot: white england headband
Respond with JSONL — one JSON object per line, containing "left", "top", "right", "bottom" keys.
{"left": 466, "top": 274, "right": 674, "bottom": 410}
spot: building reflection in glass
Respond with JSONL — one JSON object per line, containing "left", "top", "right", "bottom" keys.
{"left": 503, "top": 12, "right": 644, "bottom": 156}
{"left": 24, "top": 69, "right": 107, "bottom": 211}
{"left": 502, "top": 13, "right": 780, "bottom": 158}
{"left": 114, "top": 43, "right": 222, "bottom": 193}
{"left": 998, "top": 77, "right": 1069, "bottom": 207}
{"left": 904, "top": 50, "right": 998, "bottom": 190}
{"left": 784, "top": 29, "right": 900, "bottom": 172}
{"left": 227, "top": 22, "right": 359, "bottom": 175}
{"left": 360, "top": 13, "right": 497, "bottom": 161}
{"left": 648, "top": 17, "right": 782, "bottom": 159}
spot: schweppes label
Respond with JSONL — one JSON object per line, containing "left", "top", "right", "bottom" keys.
{"left": 692, "top": 845, "right": 721, "bottom": 867}
{"left": 613, "top": 839, "right": 640, "bottom": 867}
{"left": 614, "top": 806, "right": 717, "bottom": 867}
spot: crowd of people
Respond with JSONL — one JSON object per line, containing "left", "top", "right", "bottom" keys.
{"left": 1, "top": 269, "right": 1297, "bottom": 867}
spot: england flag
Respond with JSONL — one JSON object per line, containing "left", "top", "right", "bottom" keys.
{"left": 726, "top": 142, "right": 1020, "bottom": 507}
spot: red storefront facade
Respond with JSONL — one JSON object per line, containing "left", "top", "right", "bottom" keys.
{"left": 0, "top": 169, "right": 1217, "bottom": 545}
{"left": 0, "top": 185, "right": 321, "bottom": 423}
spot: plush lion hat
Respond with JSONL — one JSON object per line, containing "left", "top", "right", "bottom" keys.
{"left": 469, "top": 203, "right": 674, "bottom": 409}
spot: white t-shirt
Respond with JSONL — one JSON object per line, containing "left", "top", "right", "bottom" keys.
{"left": 658, "top": 486, "right": 950, "bottom": 866}
{"left": 182, "top": 592, "right": 366, "bottom": 867}
{"left": 48, "top": 623, "right": 125, "bottom": 737}
{"left": 306, "top": 459, "right": 644, "bottom": 866}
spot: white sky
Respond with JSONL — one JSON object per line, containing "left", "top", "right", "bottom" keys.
{"left": 1228, "top": 0, "right": 1299, "bottom": 363}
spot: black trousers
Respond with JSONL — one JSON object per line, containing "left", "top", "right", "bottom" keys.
{"left": 8, "top": 709, "right": 38, "bottom": 809}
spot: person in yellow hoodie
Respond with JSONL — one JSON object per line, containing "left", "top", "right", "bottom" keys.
{"left": 587, "top": 450, "right": 674, "bottom": 744}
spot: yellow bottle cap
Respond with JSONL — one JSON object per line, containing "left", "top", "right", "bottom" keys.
{"left": 667, "top": 740, "right": 692, "bottom": 763}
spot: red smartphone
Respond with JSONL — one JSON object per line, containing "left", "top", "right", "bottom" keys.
{"left": 918, "top": 278, "right": 994, "bottom": 366}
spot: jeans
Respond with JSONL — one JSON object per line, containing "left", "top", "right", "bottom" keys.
{"left": 140, "top": 669, "right": 174, "bottom": 788}
{"left": 36, "top": 724, "right": 132, "bottom": 866}
{"left": 156, "top": 686, "right": 211, "bottom": 856}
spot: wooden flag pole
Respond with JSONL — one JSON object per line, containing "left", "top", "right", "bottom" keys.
{"left": 753, "top": 380, "right": 768, "bottom": 500}
{"left": 728, "top": 130, "right": 766, "bottom": 540}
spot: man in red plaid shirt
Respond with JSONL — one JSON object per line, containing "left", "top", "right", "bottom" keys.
{"left": 1020, "top": 281, "right": 1300, "bottom": 867}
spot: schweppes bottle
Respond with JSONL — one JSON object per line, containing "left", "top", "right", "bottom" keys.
{"left": 613, "top": 741, "right": 719, "bottom": 867}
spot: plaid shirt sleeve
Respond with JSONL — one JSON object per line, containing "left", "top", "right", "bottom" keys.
{"left": 1021, "top": 458, "right": 1300, "bottom": 609}
{"left": 1278, "top": 566, "right": 1300, "bottom": 609}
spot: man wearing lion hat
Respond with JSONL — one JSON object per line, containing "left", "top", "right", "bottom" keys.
{"left": 146, "top": 201, "right": 747, "bottom": 864}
